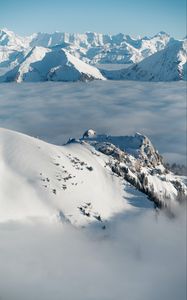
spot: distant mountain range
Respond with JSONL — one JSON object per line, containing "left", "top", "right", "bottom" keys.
{"left": 0, "top": 28, "right": 186, "bottom": 82}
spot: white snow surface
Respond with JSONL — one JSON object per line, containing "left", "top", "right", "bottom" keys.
{"left": 0, "top": 127, "right": 137, "bottom": 225}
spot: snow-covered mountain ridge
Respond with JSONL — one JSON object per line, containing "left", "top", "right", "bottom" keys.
{"left": 0, "top": 28, "right": 172, "bottom": 65}
{"left": 0, "top": 28, "right": 186, "bottom": 82}
{"left": 81, "top": 130, "right": 187, "bottom": 210}
{"left": 0, "top": 128, "right": 186, "bottom": 226}
{"left": 0, "top": 46, "right": 105, "bottom": 82}
{"left": 102, "top": 40, "right": 187, "bottom": 81}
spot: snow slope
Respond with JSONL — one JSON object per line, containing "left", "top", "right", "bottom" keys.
{"left": 0, "top": 128, "right": 186, "bottom": 225}
{"left": 0, "top": 128, "right": 134, "bottom": 225}
{"left": 0, "top": 47, "right": 105, "bottom": 82}
{"left": 103, "top": 40, "right": 187, "bottom": 81}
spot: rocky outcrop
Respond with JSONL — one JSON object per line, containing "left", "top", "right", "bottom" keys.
{"left": 81, "top": 130, "right": 187, "bottom": 212}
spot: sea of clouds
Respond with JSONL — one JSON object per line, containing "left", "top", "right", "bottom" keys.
{"left": 0, "top": 209, "right": 186, "bottom": 300}
{"left": 0, "top": 80, "right": 186, "bottom": 164}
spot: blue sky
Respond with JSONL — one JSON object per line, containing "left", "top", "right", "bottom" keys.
{"left": 0, "top": 0, "right": 186, "bottom": 37}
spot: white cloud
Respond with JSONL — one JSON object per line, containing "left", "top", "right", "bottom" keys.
{"left": 0, "top": 81, "right": 185, "bottom": 164}
{"left": 0, "top": 209, "right": 185, "bottom": 300}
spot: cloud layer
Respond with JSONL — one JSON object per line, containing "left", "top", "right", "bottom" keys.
{"left": 0, "top": 80, "right": 186, "bottom": 164}
{"left": 0, "top": 209, "right": 186, "bottom": 300}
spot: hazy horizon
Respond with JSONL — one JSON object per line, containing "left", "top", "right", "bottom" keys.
{"left": 1, "top": 27, "right": 185, "bottom": 40}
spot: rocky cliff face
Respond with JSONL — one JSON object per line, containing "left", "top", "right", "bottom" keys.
{"left": 81, "top": 130, "right": 186, "bottom": 212}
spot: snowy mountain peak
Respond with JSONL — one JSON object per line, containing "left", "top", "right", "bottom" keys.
{"left": 0, "top": 46, "right": 106, "bottom": 82}
{"left": 0, "top": 28, "right": 12, "bottom": 35}
{"left": 0, "top": 28, "right": 28, "bottom": 48}
{"left": 134, "top": 133, "right": 162, "bottom": 166}
{"left": 103, "top": 39, "right": 187, "bottom": 81}
{"left": 82, "top": 131, "right": 162, "bottom": 167}
{"left": 155, "top": 31, "right": 170, "bottom": 37}
{"left": 80, "top": 130, "right": 186, "bottom": 210}
{"left": 83, "top": 129, "right": 97, "bottom": 139}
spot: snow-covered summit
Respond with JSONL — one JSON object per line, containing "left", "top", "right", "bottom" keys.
{"left": 0, "top": 46, "right": 105, "bottom": 82}
{"left": 0, "top": 29, "right": 31, "bottom": 69}
{"left": 83, "top": 129, "right": 97, "bottom": 139}
{"left": 82, "top": 131, "right": 162, "bottom": 166}
{"left": 102, "top": 39, "right": 187, "bottom": 81}
{"left": 0, "top": 28, "right": 26, "bottom": 48}
{"left": 122, "top": 39, "right": 186, "bottom": 81}
{"left": 81, "top": 131, "right": 186, "bottom": 210}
